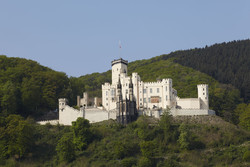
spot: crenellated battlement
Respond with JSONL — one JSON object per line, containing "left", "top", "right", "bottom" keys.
{"left": 197, "top": 84, "right": 208, "bottom": 87}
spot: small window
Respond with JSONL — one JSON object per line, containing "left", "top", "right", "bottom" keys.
{"left": 166, "top": 96, "right": 168, "bottom": 101}
{"left": 159, "top": 97, "right": 161, "bottom": 102}
{"left": 203, "top": 93, "right": 205, "bottom": 95}
{"left": 150, "top": 88, "right": 152, "bottom": 93}
{"left": 106, "top": 98, "right": 108, "bottom": 100}
{"left": 148, "top": 98, "right": 150, "bottom": 103}
{"left": 166, "top": 86, "right": 167, "bottom": 91}
{"left": 140, "top": 98, "right": 142, "bottom": 101}
{"left": 143, "top": 89, "right": 146, "bottom": 93}
{"left": 143, "top": 98, "right": 146, "bottom": 102}
{"left": 157, "top": 88, "right": 159, "bottom": 93}
{"left": 126, "top": 89, "right": 128, "bottom": 94}
{"left": 106, "top": 103, "right": 108, "bottom": 106}
{"left": 106, "top": 91, "right": 108, "bottom": 96}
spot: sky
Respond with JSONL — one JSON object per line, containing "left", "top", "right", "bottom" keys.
{"left": 0, "top": 1, "right": 250, "bottom": 77}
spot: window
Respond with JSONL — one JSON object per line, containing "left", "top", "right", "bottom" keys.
{"left": 157, "top": 88, "right": 159, "bottom": 93}
{"left": 150, "top": 88, "right": 152, "bottom": 93}
{"left": 140, "top": 98, "right": 142, "bottom": 101}
{"left": 106, "top": 98, "right": 108, "bottom": 100}
{"left": 106, "top": 103, "right": 108, "bottom": 106}
{"left": 143, "top": 98, "right": 146, "bottom": 102}
{"left": 126, "top": 83, "right": 127, "bottom": 86}
{"left": 111, "top": 89, "right": 115, "bottom": 96}
{"left": 126, "top": 89, "right": 128, "bottom": 94}
{"left": 166, "top": 96, "right": 168, "bottom": 101}
{"left": 203, "top": 93, "right": 205, "bottom": 95}
{"left": 143, "top": 89, "right": 146, "bottom": 93}
{"left": 106, "top": 91, "right": 108, "bottom": 96}
{"left": 203, "top": 88, "right": 204, "bottom": 91}
{"left": 159, "top": 97, "right": 161, "bottom": 102}
{"left": 166, "top": 86, "right": 167, "bottom": 91}
{"left": 148, "top": 98, "right": 150, "bottom": 103}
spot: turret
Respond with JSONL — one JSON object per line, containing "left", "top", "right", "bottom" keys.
{"left": 197, "top": 84, "right": 209, "bottom": 109}
{"left": 111, "top": 58, "right": 128, "bottom": 84}
{"left": 117, "top": 77, "right": 122, "bottom": 102}
{"left": 129, "top": 78, "right": 133, "bottom": 101}
{"left": 59, "top": 98, "right": 68, "bottom": 111}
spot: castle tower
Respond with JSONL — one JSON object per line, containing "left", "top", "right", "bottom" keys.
{"left": 197, "top": 84, "right": 209, "bottom": 109}
{"left": 59, "top": 98, "right": 68, "bottom": 111}
{"left": 83, "top": 92, "right": 88, "bottom": 107}
{"left": 116, "top": 77, "right": 123, "bottom": 123}
{"left": 129, "top": 77, "right": 133, "bottom": 101}
{"left": 117, "top": 77, "right": 122, "bottom": 102}
{"left": 59, "top": 98, "right": 68, "bottom": 124}
{"left": 112, "top": 58, "right": 128, "bottom": 84}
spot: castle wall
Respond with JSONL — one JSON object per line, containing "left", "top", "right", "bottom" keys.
{"left": 176, "top": 98, "right": 200, "bottom": 109}
{"left": 59, "top": 105, "right": 84, "bottom": 125}
{"left": 37, "top": 120, "right": 59, "bottom": 125}
{"left": 170, "top": 109, "right": 215, "bottom": 116}
{"left": 84, "top": 108, "right": 116, "bottom": 123}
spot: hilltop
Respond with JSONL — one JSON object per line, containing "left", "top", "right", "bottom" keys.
{"left": 0, "top": 39, "right": 250, "bottom": 166}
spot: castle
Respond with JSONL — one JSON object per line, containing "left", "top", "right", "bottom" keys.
{"left": 102, "top": 58, "right": 214, "bottom": 116}
{"left": 38, "top": 58, "right": 215, "bottom": 126}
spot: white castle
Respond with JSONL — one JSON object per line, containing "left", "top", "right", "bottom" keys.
{"left": 38, "top": 58, "right": 215, "bottom": 126}
{"left": 102, "top": 58, "right": 214, "bottom": 116}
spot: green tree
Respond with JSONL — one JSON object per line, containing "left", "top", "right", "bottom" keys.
{"left": 0, "top": 81, "right": 19, "bottom": 116}
{"left": 159, "top": 110, "right": 173, "bottom": 142}
{"left": 72, "top": 118, "right": 92, "bottom": 151}
{"left": 177, "top": 123, "right": 190, "bottom": 150}
{"left": 4, "top": 115, "right": 34, "bottom": 159}
{"left": 56, "top": 132, "right": 75, "bottom": 163}
{"left": 140, "top": 140, "right": 156, "bottom": 158}
{"left": 235, "top": 103, "right": 250, "bottom": 130}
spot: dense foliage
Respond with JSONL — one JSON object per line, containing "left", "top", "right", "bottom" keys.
{"left": 0, "top": 55, "right": 71, "bottom": 118}
{"left": 169, "top": 39, "right": 250, "bottom": 103}
{"left": 1, "top": 115, "right": 249, "bottom": 166}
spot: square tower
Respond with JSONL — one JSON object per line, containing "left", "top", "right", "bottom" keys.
{"left": 111, "top": 58, "right": 128, "bottom": 84}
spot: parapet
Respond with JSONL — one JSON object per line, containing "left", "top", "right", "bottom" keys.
{"left": 111, "top": 58, "right": 128, "bottom": 66}
{"left": 197, "top": 84, "right": 208, "bottom": 87}
{"left": 59, "top": 98, "right": 68, "bottom": 104}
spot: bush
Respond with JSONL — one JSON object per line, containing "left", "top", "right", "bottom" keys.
{"left": 120, "top": 157, "right": 137, "bottom": 167}
{"left": 243, "top": 150, "right": 250, "bottom": 162}
{"left": 138, "top": 157, "right": 153, "bottom": 167}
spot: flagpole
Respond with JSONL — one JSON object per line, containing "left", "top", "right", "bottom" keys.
{"left": 119, "top": 40, "right": 122, "bottom": 58}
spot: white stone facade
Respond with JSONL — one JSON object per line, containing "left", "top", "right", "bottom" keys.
{"left": 59, "top": 98, "right": 84, "bottom": 125}
{"left": 38, "top": 58, "right": 215, "bottom": 126}
{"left": 102, "top": 58, "right": 214, "bottom": 116}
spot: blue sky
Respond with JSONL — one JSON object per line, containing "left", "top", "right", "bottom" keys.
{"left": 0, "top": 1, "right": 250, "bottom": 77}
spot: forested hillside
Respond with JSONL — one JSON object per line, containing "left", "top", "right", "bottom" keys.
{"left": 0, "top": 40, "right": 250, "bottom": 166}
{"left": 169, "top": 39, "right": 250, "bottom": 103}
{"left": 1, "top": 40, "right": 249, "bottom": 126}
{"left": 1, "top": 115, "right": 250, "bottom": 166}
{"left": 0, "top": 55, "right": 72, "bottom": 118}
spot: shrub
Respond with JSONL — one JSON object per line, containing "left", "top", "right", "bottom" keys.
{"left": 243, "top": 150, "right": 250, "bottom": 162}
{"left": 120, "top": 157, "right": 137, "bottom": 167}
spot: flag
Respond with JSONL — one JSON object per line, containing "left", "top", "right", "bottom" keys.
{"left": 119, "top": 40, "right": 121, "bottom": 48}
